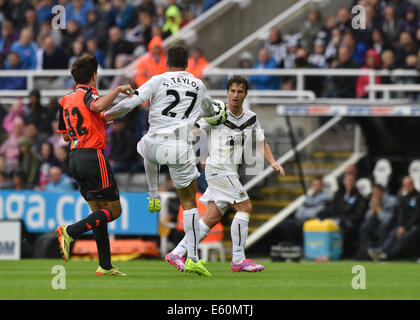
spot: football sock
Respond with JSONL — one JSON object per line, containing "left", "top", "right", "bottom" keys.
{"left": 92, "top": 224, "right": 112, "bottom": 270}
{"left": 183, "top": 208, "right": 200, "bottom": 262}
{"left": 231, "top": 212, "right": 250, "bottom": 264}
{"left": 172, "top": 219, "right": 211, "bottom": 257}
{"left": 144, "top": 158, "right": 160, "bottom": 199}
{"left": 66, "top": 209, "right": 112, "bottom": 238}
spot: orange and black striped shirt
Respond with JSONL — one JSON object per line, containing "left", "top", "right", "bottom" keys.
{"left": 58, "top": 84, "right": 106, "bottom": 150}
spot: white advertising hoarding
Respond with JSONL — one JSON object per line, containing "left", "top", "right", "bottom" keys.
{"left": 0, "top": 221, "right": 21, "bottom": 260}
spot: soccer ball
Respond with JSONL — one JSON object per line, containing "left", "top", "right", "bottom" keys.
{"left": 206, "top": 99, "right": 227, "bottom": 125}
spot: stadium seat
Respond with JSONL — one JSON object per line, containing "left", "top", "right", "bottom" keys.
{"left": 373, "top": 158, "right": 392, "bottom": 188}
{"left": 356, "top": 178, "right": 372, "bottom": 198}
{"left": 408, "top": 160, "right": 420, "bottom": 191}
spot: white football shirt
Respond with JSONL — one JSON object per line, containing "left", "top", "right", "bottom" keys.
{"left": 137, "top": 71, "right": 214, "bottom": 142}
{"left": 197, "top": 107, "right": 265, "bottom": 179}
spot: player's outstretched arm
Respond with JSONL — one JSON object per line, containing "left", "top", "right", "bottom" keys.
{"left": 103, "top": 91, "right": 144, "bottom": 121}
{"left": 258, "top": 140, "right": 285, "bottom": 176}
{"left": 91, "top": 85, "right": 133, "bottom": 113}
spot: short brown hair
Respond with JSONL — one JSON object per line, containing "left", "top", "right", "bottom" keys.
{"left": 227, "top": 75, "right": 249, "bottom": 92}
{"left": 167, "top": 45, "right": 189, "bottom": 68}
{"left": 71, "top": 55, "right": 98, "bottom": 85}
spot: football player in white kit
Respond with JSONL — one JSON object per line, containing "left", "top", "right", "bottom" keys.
{"left": 166, "top": 76, "right": 285, "bottom": 272}
{"left": 103, "top": 46, "right": 227, "bottom": 276}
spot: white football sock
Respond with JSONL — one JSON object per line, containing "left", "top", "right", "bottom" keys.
{"left": 144, "top": 158, "right": 159, "bottom": 199}
{"left": 172, "top": 219, "right": 210, "bottom": 257}
{"left": 231, "top": 211, "right": 250, "bottom": 264}
{"left": 183, "top": 208, "right": 200, "bottom": 262}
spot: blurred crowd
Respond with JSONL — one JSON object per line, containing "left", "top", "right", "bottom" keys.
{"left": 237, "top": 0, "right": 420, "bottom": 98}
{"left": 0, "top": 0, "right": 217, "bottom": 89}
{"left": 275, "top": 163, "right": 420, "bottom": 261}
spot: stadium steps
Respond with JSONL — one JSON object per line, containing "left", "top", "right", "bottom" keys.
{"left": 219, "top": 149, "right": 354, "bottom": 257}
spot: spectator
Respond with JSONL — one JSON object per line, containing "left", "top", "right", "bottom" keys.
{"left": 111, "top": 0, "right": 135, "bottom": 31}
{"left": 186, "top": 47, "right": 209, "bottom": 79}
{"left": 10, "top": 27, "right": 37, "bottom": 69}
{"left": 341, "top": 30, "right": 368, "bottom": 66}
{"left": 2, "top": 98, "right": 23, "bottom": 135}
{"left": 371, "top": 28, "right": 393, "bottom": 55}
{"left": 36, "top": 0, "right": 57, "bottom": 23}
{"left": 23, "top": 8, "right": 39, "bottom": 35}
{"left": 394, "top": 31, "right": 418, "bottom": 68}
{"left": 106, "top": 26, "right": 135, "bottom": 68}
{"left": 249, "top": 47, "right": 280, "bottom": 90}
{"left": 381, "top": 5, "right": 403, "bottom": 45}
{"left": 155, "top": 4, "right": 166, "bottom": 29}
{"left": 83, "top": 10, "right": 109, "bottom": 50}
{"left": 0, "top": 20, "right": 19, "bottom": 67}
{"left": 264, "top": 27, "right": 287, "bottom": 67}
{"left": 0, "top": 171, "right": 12, "bottom": 189}
{"left": 42, "top": 36, "right": 69, "bottom": 69}
{"left": 275, "top": 176, "right": 329, "bottom": 246}
{"left": 162, "top": 0, "right": 182, "bottom": 39}
{"left": 17, "top": 136, "right": 39, "bottom": 188}
{"left": 355, "top": 183, "right": 398, "bottom": 259}
{"left": 48, "top": 119, "right": 68, "bottom": 151}
{"left": 44, "top": 166, "right": 74, "bottom": 192}
{"left": 68, "top": 39, "right": 85, "bottom": 68}
{"left": 109, "top": 118, "right": 138, "bottom": 173}
{"left": 356, "top": 48, "right": 381, "bottom": 98}
{"left": 126, "top": 10, "right": 153, "bottom": 50}
{"left": 381, "top": 49, "right": 397, "bottom": 85}
{"left": 9, "top": 0, "right": 34, "bottom": 30}
{"left": 134, "top": 36, "right": 167, "bottom": 87}
{"left": 293, "top": 47, "right": 324, "bottom": 97}
{"left": 336, "top": 7, "right": 352, "bottom": 32}
{"left": 65, "top": 0, "right": 93, "bottom": 28}
{"left": 401, "top": 4, "right": 418, "bottom": 37}
{"left": 24, "top": 122, "right": 43, "bottom": 154}
{"left": 0, "top": 116, "right": 24, "bottom": 172}
{"left": 301, "top": 9, "right": 323, "bottom": 52}
{"left": 324, "top": 27, "right": 342, "bottom": 65}
{"left": 136, "top": 0, "right": 156, "bottom": 17}
{"left": 308, "top": 38, "right": 327, "bottom": 68}
{"left": 329, "top": 45, "right": 360, "bottom": 98}
{"left": 180, "top": 7, "right": 194, "bottom": 28}
{"left": 0, "top": 51, "right": 26, "bottom": 89}
{"left": 11, "top": 170, "right": 27, "bottom": 190}
{"left": 368, "top": 176, "right": 420, "bottom": 261}
{"left": 22, "top": 90, "right": 50, "bottom": 134}
{"left": 282, "top": 35, "right": 300, "bottom": 68}
{"left": 61, "top": 20, "right": 82, "bottom": 57}
{"left": 86, "top": 38, "right": 105, "bottom": 68}
{"left": 38, "top": 141, "right": 59, "bottom": 190}
{"left": 54, "top": 145, "right": 71, "bottom": 177}
{"left": 325, "top": 173, "right": 368, "bottom": 258}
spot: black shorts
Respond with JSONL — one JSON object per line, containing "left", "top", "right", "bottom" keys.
{"left": 69, "top": 148, "right": 120, "bottom": 202}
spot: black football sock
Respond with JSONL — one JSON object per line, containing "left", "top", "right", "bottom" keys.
{"left": 66, "top": 209, "right": 112, "bottom": 238}
{"left": 93, "top": 224, "right": 112, "bottom": 270}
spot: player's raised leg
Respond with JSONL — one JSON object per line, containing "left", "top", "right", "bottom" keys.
{"left": 230, "top": 200, "right": 264, "bottom": 272}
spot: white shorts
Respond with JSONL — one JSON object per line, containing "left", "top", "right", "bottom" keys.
{"left": 138, "top": 134, "right": 199, "bottom": 189}
{"left": 200, "top": 175, "right": 249, "bottom": 215}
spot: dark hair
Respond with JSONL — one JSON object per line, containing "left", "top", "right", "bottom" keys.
{"left": 71, "top": 55, "right": 98, "bottom": 84}
{"left": 227, "top": 75, "right": 249, "bottom": 92}
{"left": 167, "top": 45, "right": 189, "bottom": 68}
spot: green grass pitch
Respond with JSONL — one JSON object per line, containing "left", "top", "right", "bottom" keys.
{"left": 0, "top": 259, "right": 419, "bottom": 300}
